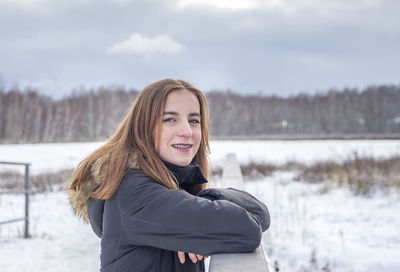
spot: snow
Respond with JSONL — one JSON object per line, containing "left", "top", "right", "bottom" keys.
{"left": 0, "top": 142, "right": 103, "bottom": 173}
{"left": 1, "top": 140, "right": 400, "bottom": 271}
{"left": 1, "top": 140, "right": 400, "bottom": 173}
{"left": 246, "top": 172, "right": 400, "bottom": 272}
{"left": 0, "top": 192, "right": 100, "bottom": 271}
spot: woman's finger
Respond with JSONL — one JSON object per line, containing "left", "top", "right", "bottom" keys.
{"left": 188, "top": 253, "right": 198, "bottom": 263}
{"left": 196, "top": 254, "right": 203, "bottom": 260}
{"left": 177, "top": 251, "right": 186, "bottom": 264}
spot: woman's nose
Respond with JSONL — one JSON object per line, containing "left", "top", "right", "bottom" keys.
{"left": 178, "top": 121, "right": 193, "bottom": 137}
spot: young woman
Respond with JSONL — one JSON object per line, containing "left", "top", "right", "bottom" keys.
{"left": 68, "top": 79, "right": 270, "bottom": 272}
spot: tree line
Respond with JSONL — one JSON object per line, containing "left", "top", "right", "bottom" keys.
{"left": 1, "top": 84, "right": 399, "bottom": 143}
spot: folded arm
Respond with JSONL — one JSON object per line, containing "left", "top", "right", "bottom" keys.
{"left": 117, "top": 172, "right": 270, "bottom": 256}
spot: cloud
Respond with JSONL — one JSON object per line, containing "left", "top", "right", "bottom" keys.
{"left": 176, "top": 0, "right": 290, "bottom": 11}
{"left": 107, "top": 33, "right": 184, "bottom": 58}
{"left": 177, "top": 0, "right": 257, "bottom": 10}
{"left": 0, "top": 0, "right": 46, "bottom": 6}
{"left": 1, "top": 0, "right": 399, "bottom": 97}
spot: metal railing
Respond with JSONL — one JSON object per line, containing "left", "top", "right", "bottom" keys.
{"left": 208, "top": 153, "right": 269, "bottom": 272}
{"left": 0, "top": 161, "right": 31, "bottom": 238}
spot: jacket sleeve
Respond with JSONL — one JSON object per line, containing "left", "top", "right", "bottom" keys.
{"left": 116, "top": 171, "right": 268, "bottom": 256}
{"left": 197, "top": 187, "right": 270, "bottom": 232}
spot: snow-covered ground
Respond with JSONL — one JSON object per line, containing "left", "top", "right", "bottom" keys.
{"left": 246, "top": 172, "right": 400, "bottom": 272}
{"left": 1, "top": 140, "right": 400, "bottom": 271}
{"left": 1, "top": 140, "right": 400, "bottom": 173}
{"left": 0, "top": 192, "right": 99, "bottom": 271}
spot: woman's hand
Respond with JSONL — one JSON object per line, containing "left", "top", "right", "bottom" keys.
{"left": 177, "top": 251, "right": 208, "bottom": 264}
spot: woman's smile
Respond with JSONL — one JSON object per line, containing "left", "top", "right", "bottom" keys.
{"left": 172, "top": 143, "right": 193, "bottom": 152}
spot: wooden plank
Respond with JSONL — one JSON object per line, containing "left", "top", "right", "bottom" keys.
{"left": 209, "top": 153, "right": 269, "bottom": 272}
{"left": 209, "top": 247, "right": 269, "bottom": 272}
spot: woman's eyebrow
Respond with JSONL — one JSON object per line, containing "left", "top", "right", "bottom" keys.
{"left": 163, "top": 111, "right": 178, "bottom": 115}
{"left": 163, "top": 112, "right": 200, "bottom": 117}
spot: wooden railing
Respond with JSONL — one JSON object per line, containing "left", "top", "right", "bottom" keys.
{"left": 208, "top": 153, "right": 269, "bottom": 272}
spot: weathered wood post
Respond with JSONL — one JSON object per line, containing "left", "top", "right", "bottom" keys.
{"left": 208, "top": 153, "right": 269, "bottom": 272}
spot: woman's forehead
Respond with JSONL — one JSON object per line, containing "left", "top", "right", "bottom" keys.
{"left": 164, "top": 89, "right": 200, "bottom": 113}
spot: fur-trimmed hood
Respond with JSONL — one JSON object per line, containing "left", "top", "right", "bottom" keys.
{"left": 67, "top": 152, "right": 140, "bottom": 223}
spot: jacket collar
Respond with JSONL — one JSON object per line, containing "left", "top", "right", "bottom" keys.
{"left": 68, "top": 151, "right": 140, "bottom": 223}
{"left": 163, "top": 160, "right": 208, "bottom": 187}
{"left": 163, "top": 161, "right": 208, "bottom": 187}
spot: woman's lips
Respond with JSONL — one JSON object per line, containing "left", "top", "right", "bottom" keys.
{"left": 172, "top": 144, "right": 193, "bottom": 152}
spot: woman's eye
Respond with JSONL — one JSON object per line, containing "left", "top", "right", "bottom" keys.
{"left": 189, "top": 119, "right": 200, "bottom": 124}
{"left": 163, "top": 118, "right": 175, "bottom": 122}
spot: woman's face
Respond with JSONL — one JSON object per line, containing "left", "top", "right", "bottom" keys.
{"left": 156, "top": 89, "right": 201, "bottom": 166}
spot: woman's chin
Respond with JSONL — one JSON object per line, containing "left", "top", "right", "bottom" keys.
{"left": 167, "top": 158, "right": 192, "bottom": 167}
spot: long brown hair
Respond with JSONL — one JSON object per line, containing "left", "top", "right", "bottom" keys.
{"left": 68, "top": 79, "right": 210, "bottom": 199}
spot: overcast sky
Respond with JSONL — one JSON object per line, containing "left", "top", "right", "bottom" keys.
{"left": 0, "top": 0, "right": 399, "bottom": 98}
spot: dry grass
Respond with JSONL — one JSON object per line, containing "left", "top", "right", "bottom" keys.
{"left": 31, "top": 169, "right": 73, "bottom": 192}
{"left": 224, "top": 153, "right": 400, "bottom": 196}
{"left": 294, "top": 160, "right": 341, "bottom": 184}
{"left": 0, "top": 171, "right": 24, "bottom": 191}
{"left": 211, "top": 166, "right": 223, "bottom": 178}
{"left": 2, "top": 154, "right": 399, "bottom": 196}
{"left": 212, "top": 161, "right": 277, "bottom": 180}
{"left": 295, "top": 153, "right": 400, "bottom": 195}
{"left": 0, "top": 169, "right": 73, "bottom": 193}
{"left": 241, "top": 161, "right": 278, "bottom": 178}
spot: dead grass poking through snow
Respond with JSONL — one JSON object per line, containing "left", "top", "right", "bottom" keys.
{"left": 1, "top": 153, "right": 400, "bottom": 196}
{"left": 295, "top": 153, "right": 400, "bottom": 195}
{"left": 0, "top": 169, "right": 73, "bottom": 193}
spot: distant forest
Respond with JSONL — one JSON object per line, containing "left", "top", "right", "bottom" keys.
{"left": 1, "top": 84, "right": 400, "bottom": 143}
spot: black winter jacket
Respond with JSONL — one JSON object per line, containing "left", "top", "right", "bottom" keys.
{"left": 86, "top": 162, "right": 270, "bottom": 272}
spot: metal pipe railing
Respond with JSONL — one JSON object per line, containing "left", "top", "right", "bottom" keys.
{"left": 0, "top": 161, "right": 31, "bottom": 238}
